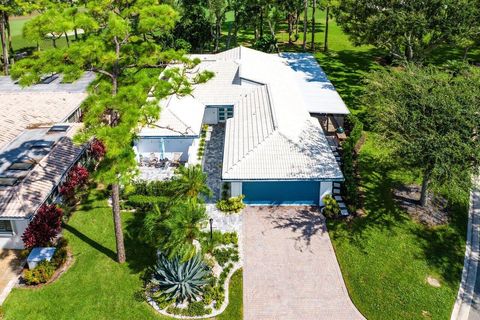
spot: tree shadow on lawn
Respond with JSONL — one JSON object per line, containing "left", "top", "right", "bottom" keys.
{"left": 63, "top": 224, "right": 117, "bottom": 261}
{"left": 328, "top": 151, "right": 410, "bottom": 254}
{"left": 124, "top": 212, "right": 156, "bottom": 276}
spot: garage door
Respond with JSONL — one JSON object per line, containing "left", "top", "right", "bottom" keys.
{"left": 242, "top": 181, "right": 320, "bottom": 205}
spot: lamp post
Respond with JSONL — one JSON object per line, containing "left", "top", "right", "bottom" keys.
{"left": 209, "top": 218, "right": 213, "bottom": 241}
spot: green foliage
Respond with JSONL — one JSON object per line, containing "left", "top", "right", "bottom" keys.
{"left": 203, "top": 283, "right": 225, "bottom": 308}
{"left": 253, "top": 34, "right": 278, "bottom": 53}
{"left": 336, "top": 0, "right": 480, "bottom": 61}
{"left": 212, "top": 247, "right": 239, "bottom": 267}
{"left": 341, "top": 114, "right": 364, "bottom": 209}
{"left": 172, "top": 165, "right": 212, "bottom": 200}
{"left": 166, "top": 300, "right": 212, "bottom": 316}
{"left": 144, "top": 199, "right": 207, "bottom": 261}
{"left": 216, "top": 195, "right": 245, "bottom": 213}
{"left": 199, "top": 231, "right": 239, "bottom": 254}
{"left": 127, "top": 194, "right": 171, "bottom": 212}
{"left": 23, "top": 261, "right": 56, "bottom": 285}
{"left": 151, "top": 253, "right": 210, "bottom": 303}
{"left": 52, "top": 247, "right": 68, "bottom": 268}
{"left": 364, "top": 64, "right": 480, "bottom": 200}
{"left": 322, "top": 194, "right": 340, "bottom": 218}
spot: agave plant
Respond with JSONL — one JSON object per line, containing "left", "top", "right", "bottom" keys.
{"left": 151, "top": 253, "right": 210, "bottom": 303}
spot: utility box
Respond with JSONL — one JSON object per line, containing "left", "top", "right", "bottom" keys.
{"left": 27, "top": 247, "right": 56, "bottom": 269}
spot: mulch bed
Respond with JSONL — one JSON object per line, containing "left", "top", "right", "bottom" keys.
{"left": 393, "top": 185, "right": 449, "bottom": 227}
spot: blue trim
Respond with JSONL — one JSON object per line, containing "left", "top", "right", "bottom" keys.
{"left": 242, "top": 181, "right": 321, "bottom": 205}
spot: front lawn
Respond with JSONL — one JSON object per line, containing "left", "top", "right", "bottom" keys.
{"left": 328, "top": 135, "right": 468, "bottom": 319}
{"left": 2, "top": 189, "right": 242, "bottom": 320}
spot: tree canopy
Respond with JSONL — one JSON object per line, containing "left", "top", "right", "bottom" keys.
{"left": 11, "top": 0, "right": 213, "bottom": 263}
{"left": 364, "top": 63, "right": 480, "bottom": 205}
{"left": 336, "top": 0, "right": 480, "bottom": 61}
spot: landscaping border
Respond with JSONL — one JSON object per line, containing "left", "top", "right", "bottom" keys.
{"left": 146, "top": 261, "right": 242, "bottom": 319}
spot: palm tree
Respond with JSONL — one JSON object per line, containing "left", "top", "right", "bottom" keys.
{"left": 158, "top": 200, "right": 207, "bottom": 261}
{"left": 172, "top": 165, "right": 212, "bottom": 200}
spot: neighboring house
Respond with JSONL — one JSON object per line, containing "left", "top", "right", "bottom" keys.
{"left": 0, "top": 73, "right": 94, "bottom": 249}
{"left": 135, "top": 47, "right": 349, "bottom": 206}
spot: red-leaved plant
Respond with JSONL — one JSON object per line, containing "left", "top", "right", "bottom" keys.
{"left": 59, "top": 165, "right": 89, "bottom": 205}
{"left": 22, "top": 204, "right": 63, "bottom": 248}
{"left": 89, "top": 139, "right": 106, "bottom": 161}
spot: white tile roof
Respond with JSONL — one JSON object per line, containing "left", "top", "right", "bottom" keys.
{"left": 147, "top": 47, "right": 345, "bottom": 181}
{"left": 139, "top": 95, "right": 205, "bottom": 137}
{"left": 0, "top": 124, "right": 85, "bottom": 218}
{"left": 281, "top": 53, "right": 350, "bottom": 115}
{"left": 222, "top": 47, "right": 343, "bottom": 180}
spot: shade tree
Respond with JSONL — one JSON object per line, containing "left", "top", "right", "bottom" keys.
{"left": 364, "top": 63, "right": 480, "bottom": 206}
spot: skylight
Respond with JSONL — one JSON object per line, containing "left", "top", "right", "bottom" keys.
{"left": 8, "top": 162, "right": 34, "bottom": 170}
{"left": 32, "top": 140, "right": 55, "bottom": 148}
{"left": 48, "top": 125, "right": 69, "bottom": 133}
{"left": 0, "top": 176, "right": 19, "bottom": 187}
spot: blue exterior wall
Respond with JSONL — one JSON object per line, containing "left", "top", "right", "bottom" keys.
{"left": 242, "top": 181, "right": 320, "bottom": 205}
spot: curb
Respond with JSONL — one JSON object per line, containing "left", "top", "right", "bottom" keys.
{"left": 451, "top": 177, "right": 480, "bottom": 320}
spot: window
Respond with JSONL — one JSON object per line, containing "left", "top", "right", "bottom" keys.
{"left": 218, "top": 106, "right": 234, "bottom": 123}
{"left": 0, "top": 220, "right": 13, "bottom": 234}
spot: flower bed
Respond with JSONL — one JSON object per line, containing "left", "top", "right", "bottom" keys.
{"left": 146, "top": 231, "right": 242, "bottom": 318}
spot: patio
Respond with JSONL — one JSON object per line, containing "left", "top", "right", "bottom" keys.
{"left": 137, "top": 166, "right": 175, "bottom": 181}
{"left": 203, "top": 124, "right": 225, "bottom": 202}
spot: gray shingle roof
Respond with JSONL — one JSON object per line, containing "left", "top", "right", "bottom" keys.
{"left": 0, "top": 125, "right": 85, "bottom": 218}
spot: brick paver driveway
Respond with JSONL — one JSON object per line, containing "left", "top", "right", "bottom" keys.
{"left": 243, "top": 206, "right": 365, "bottom": 320}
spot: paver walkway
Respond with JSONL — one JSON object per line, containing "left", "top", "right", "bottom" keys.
{"left": 0, "top": 250, "right": 23, "bottom": 305}
{"left": 203, "top": 124, "right": 225, "bottom": 202}
{"left": 243, "top": 206, "right": 365, "bottom": 320}
{"left": 452, "top": 176, "right": 480, "bottom": 320}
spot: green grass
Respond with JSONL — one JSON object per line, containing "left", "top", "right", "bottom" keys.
{"left": 217, "top": 269, "right": 243, "bottom": 320}
{"left": 2, "top": 190, "right": 242, "bottom": 320}
{"left": 9, "top": 15, "right": 69, "bottom": 54}
{"left": 327, "top": 135, "right": 468, "bottom": 320}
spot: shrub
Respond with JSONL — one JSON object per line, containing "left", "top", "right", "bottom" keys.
{"left": 22, "top": 204, "right": 63, "bottom": 248}
{"left": 23, "top": 260, "right": 56, "bottom": 285}
{"left": 341, "top": 114, "right": 364, "bottom": 210}
{"left": 166, "top": 301, "right": 212, "bottom": 316}
{"left": 56, "top": 237, "right": 69, "bottom": 249}
{"left": 203, "top": 284, "right": 224, "bottom": 307}
{"left": 59, "top": 164, "right": 90, "bottom": 205}
{"left": 89, "top": 138, "right": 106, "bottom": 161}
{"left": 216, "top": 195, "right": 245, "bottom": 213}
{"left": 151, "top": 253, "right": 210, "bottom": 303}
{"left": 127, "top": 194, "right": 171, "bottom": 212}
{"left": 52, "top": 247, "right": 68, "bottom": 268}
{"left": 322, "top": 194, "right": 340, "bottom": 218}
{"left": 212, "top": 247, "right": 239, "bottom": 267}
